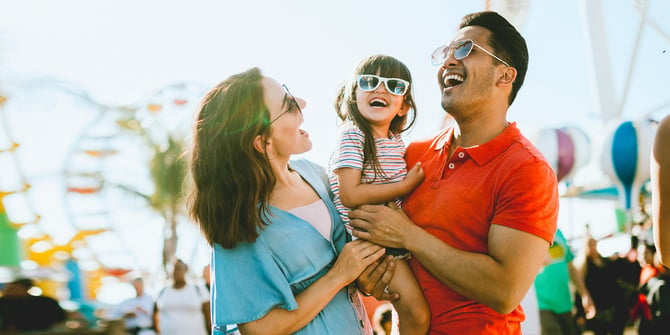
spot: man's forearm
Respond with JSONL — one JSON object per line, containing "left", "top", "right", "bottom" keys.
{"left": 405, "top": 224, "right": 548, "bottom": 315}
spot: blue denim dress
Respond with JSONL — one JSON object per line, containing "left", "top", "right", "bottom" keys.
{"left": 210, "top": 159, "right": 371, "bottom": 335}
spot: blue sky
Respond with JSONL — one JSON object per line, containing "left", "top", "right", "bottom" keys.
{"left": 1, "top": 0, "right": 669, "bottom": 287}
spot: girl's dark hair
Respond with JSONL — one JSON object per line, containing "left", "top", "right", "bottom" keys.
{"left": 459, "top": 11, "right": 528, "bottom": 106}
{"left": 188, "top": 67, "right": 275, "bottom": 249}
{"left": 335, "top": 55, "right": 417, "bottom": 180}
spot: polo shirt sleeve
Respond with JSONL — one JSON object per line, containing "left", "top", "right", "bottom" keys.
{"left": 556, "top": 229, "right": 574, "bottom": 262}
{"left": 330, "top": 128, "right": 365, "bottom": 171}
{"left": 491, "top": 158, "right": 558, "bottom": 244}
{"left": 210, "top": 240, "right": 298, "bottom": 325}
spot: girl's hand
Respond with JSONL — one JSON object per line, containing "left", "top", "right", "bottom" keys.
{"left": 403, "top": 162, "right": 424, "bottom": 192}
{"left": 330, "top": 240, "right": 386, "bottom": 285}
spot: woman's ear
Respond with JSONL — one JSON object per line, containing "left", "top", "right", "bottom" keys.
{"left": 253, "top": 134, "right": 267, "bottom": 153}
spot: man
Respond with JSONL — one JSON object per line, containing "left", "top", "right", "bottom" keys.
{"left": 350, "top": 11, "right": 558, "bottom": 334}
{"left": 534, "top": 229, "right": 595, "bottom": 335}
{"left": 0, "top": 277, "right": 66, "bottom": 331}
{"left": 108, "top": 277, "right": 155, "bottom": 335}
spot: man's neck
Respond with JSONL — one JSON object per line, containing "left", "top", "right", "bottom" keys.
{"left": 450, "top": 113, "right": 508, "bottom": 157}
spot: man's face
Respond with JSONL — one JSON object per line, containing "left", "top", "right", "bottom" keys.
{"left": 436, "top": 26, "right": 502, "bottom": 119}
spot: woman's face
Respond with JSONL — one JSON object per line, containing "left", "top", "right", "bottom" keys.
{"left": 261, "top": 77, "right": 311, "bottom": 157}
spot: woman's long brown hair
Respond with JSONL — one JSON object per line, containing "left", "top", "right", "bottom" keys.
{"left": 188, "top": 68, "right": 275, "bottom": 249}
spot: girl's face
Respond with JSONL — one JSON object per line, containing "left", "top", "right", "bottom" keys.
{"left": 261, "top": 77, "right": 311, "bottom": 158}
{"left": 355, "top": 71, "right": 408, "bottom": 138}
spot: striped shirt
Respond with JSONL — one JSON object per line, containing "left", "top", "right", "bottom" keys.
{"left": 328, "top": 126, "right": 406, "bottom": 224}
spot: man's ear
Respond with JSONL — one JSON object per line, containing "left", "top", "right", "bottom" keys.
{"left": 498, "top": 67, "right": 517, "bottom": 85}
{"left": 253, "top": 134, "right": 267, "bottom": 153}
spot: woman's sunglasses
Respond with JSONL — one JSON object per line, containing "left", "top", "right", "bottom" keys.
{"left": 356, "top": 75, "right": 410, "bottom": 96}
{"left": 430, "top": 39, "right": 510, "bottom": 67}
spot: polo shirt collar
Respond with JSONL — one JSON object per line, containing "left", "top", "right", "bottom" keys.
{"left": 436, "top": 122, "right": 522, "bottom": 166}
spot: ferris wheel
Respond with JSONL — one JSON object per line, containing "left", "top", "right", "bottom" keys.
{"left": 62, "top": 81, "right": 209, "bottom": 275}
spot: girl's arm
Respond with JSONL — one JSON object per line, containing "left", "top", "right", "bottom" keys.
{"left": 336, "top": 163, "right": 423, "bottom": 208}
{"left": 237, "top": 240, "right": 385, "bottom": 335}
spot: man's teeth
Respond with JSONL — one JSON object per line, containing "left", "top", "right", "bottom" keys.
{"left": 444, "top": 74, "right": 464, "bottom": 87}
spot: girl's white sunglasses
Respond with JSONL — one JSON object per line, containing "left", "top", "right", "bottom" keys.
{"left": 356, "top": 75, "right": 410, "bottom": 96}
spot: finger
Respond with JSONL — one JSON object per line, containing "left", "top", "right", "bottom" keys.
{"left": 387, "top": 201, "right": 399, "bottom": 210}
{"left": 354, "top": 203, "right": 382, "bottom": 213}
{"left": 364, "top": 248, "right": 386, "bottom": 265}
{"left": 369, "top": 256, "right": 395, "bottom": 298}
{"left": 357, "top": 257, "right": 388, "bottom": 293}
{"left": 357, "top": 241, "right": 384, "bottom": 256}
{"left": 372, "top": 256, "right": 400, "bottom": 301}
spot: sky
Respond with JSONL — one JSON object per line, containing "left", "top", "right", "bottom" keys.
{"left": 0, "top": 0, "right": 669, "bottom": 298}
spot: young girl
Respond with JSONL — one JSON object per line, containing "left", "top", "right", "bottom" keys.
{"left": 329, "top": 55, "right": 429, "bottom": 335}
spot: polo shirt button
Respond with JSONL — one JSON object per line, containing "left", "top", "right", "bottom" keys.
{"left": 458, "top": 152, "right": 465, "bottom": 158}
{"left": 448, "top": 163, "right": 455, "bottom": 169}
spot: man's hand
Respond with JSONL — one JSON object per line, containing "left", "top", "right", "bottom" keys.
{"left": 349, "top": 202, "right": 416, "bottom": 249}
{"left": 356, "top": 255, "right": 399, "bottom": 301}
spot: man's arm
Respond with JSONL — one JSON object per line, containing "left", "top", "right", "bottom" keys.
{"left": 653, "top": 115, "right": 670, "bottom": 266}
{"left": 350, "top": 204, "right": 550, "bottom": 314}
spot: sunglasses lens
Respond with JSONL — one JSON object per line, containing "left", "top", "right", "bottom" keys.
{"left": 358, "top": 75, "right": 380, "bottom": 91}
{"left": 431, "top": 46, "right": 449, "bottom": 65}
{"left": 454, "top": 40, "right": 473, "bottom": 60}
{"left": 386, "top": 79, "right": 408, "bottom": 95}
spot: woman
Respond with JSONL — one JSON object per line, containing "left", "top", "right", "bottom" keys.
{"left": 153, "top": 259, "right": 210, "bottom": 335}
{"left": 188, "top": 67, "right": 386, "bottom": 334}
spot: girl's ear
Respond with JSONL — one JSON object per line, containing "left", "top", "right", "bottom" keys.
{"left": 253, "top": 134, "right": 267, "bottom": 153}
{"left": 398, "top": 101, "right": 410, "bottom": 116}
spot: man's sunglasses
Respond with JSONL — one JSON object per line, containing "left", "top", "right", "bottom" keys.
{"left": 356, "top": 75, "right": 410, "bottom": 96}
{"left": 431, "top": 39, "right": 510, "bottom": 67}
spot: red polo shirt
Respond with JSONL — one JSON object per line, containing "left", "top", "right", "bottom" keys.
{"left": 404, "top": 123, "right": 558, "bottom": 335}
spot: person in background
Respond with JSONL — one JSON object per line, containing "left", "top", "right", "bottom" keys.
{"left": 329, "top": 54, "right": 429, "bottom": 335}
{"left": 109, "top": 277, "right": 156, "bottom": 335}
{"left": 652, "top": 114, "right": 670, "bottom": 266}
{"left": 350, "top": 11, "right": 558, "bottom": 334}
{"left": 534, "top": 228, "right": 595, "bottom": 335}
{"left": 0, "top": 277, "right": 66, "bottom": 332}
{"left": 153, "top": 259, "right": 210, "bottom": 335}
{"left": 574, "top": 236, "right": 631, "bottom": 335}
{"left": 187, "top": 68, "right": 387, "bottom": 334}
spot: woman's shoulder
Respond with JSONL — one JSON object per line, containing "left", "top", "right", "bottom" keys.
{"left": 290, "top": 159, "right": 324, "bottom": 175}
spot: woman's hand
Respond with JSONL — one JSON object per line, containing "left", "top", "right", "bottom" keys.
{"left": 329, "top": 239, "right": 386, "bottom": 286}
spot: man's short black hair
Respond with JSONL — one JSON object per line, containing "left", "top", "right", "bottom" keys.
{"left": 459, "top": 11, "right": 529, "bottom": 105}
